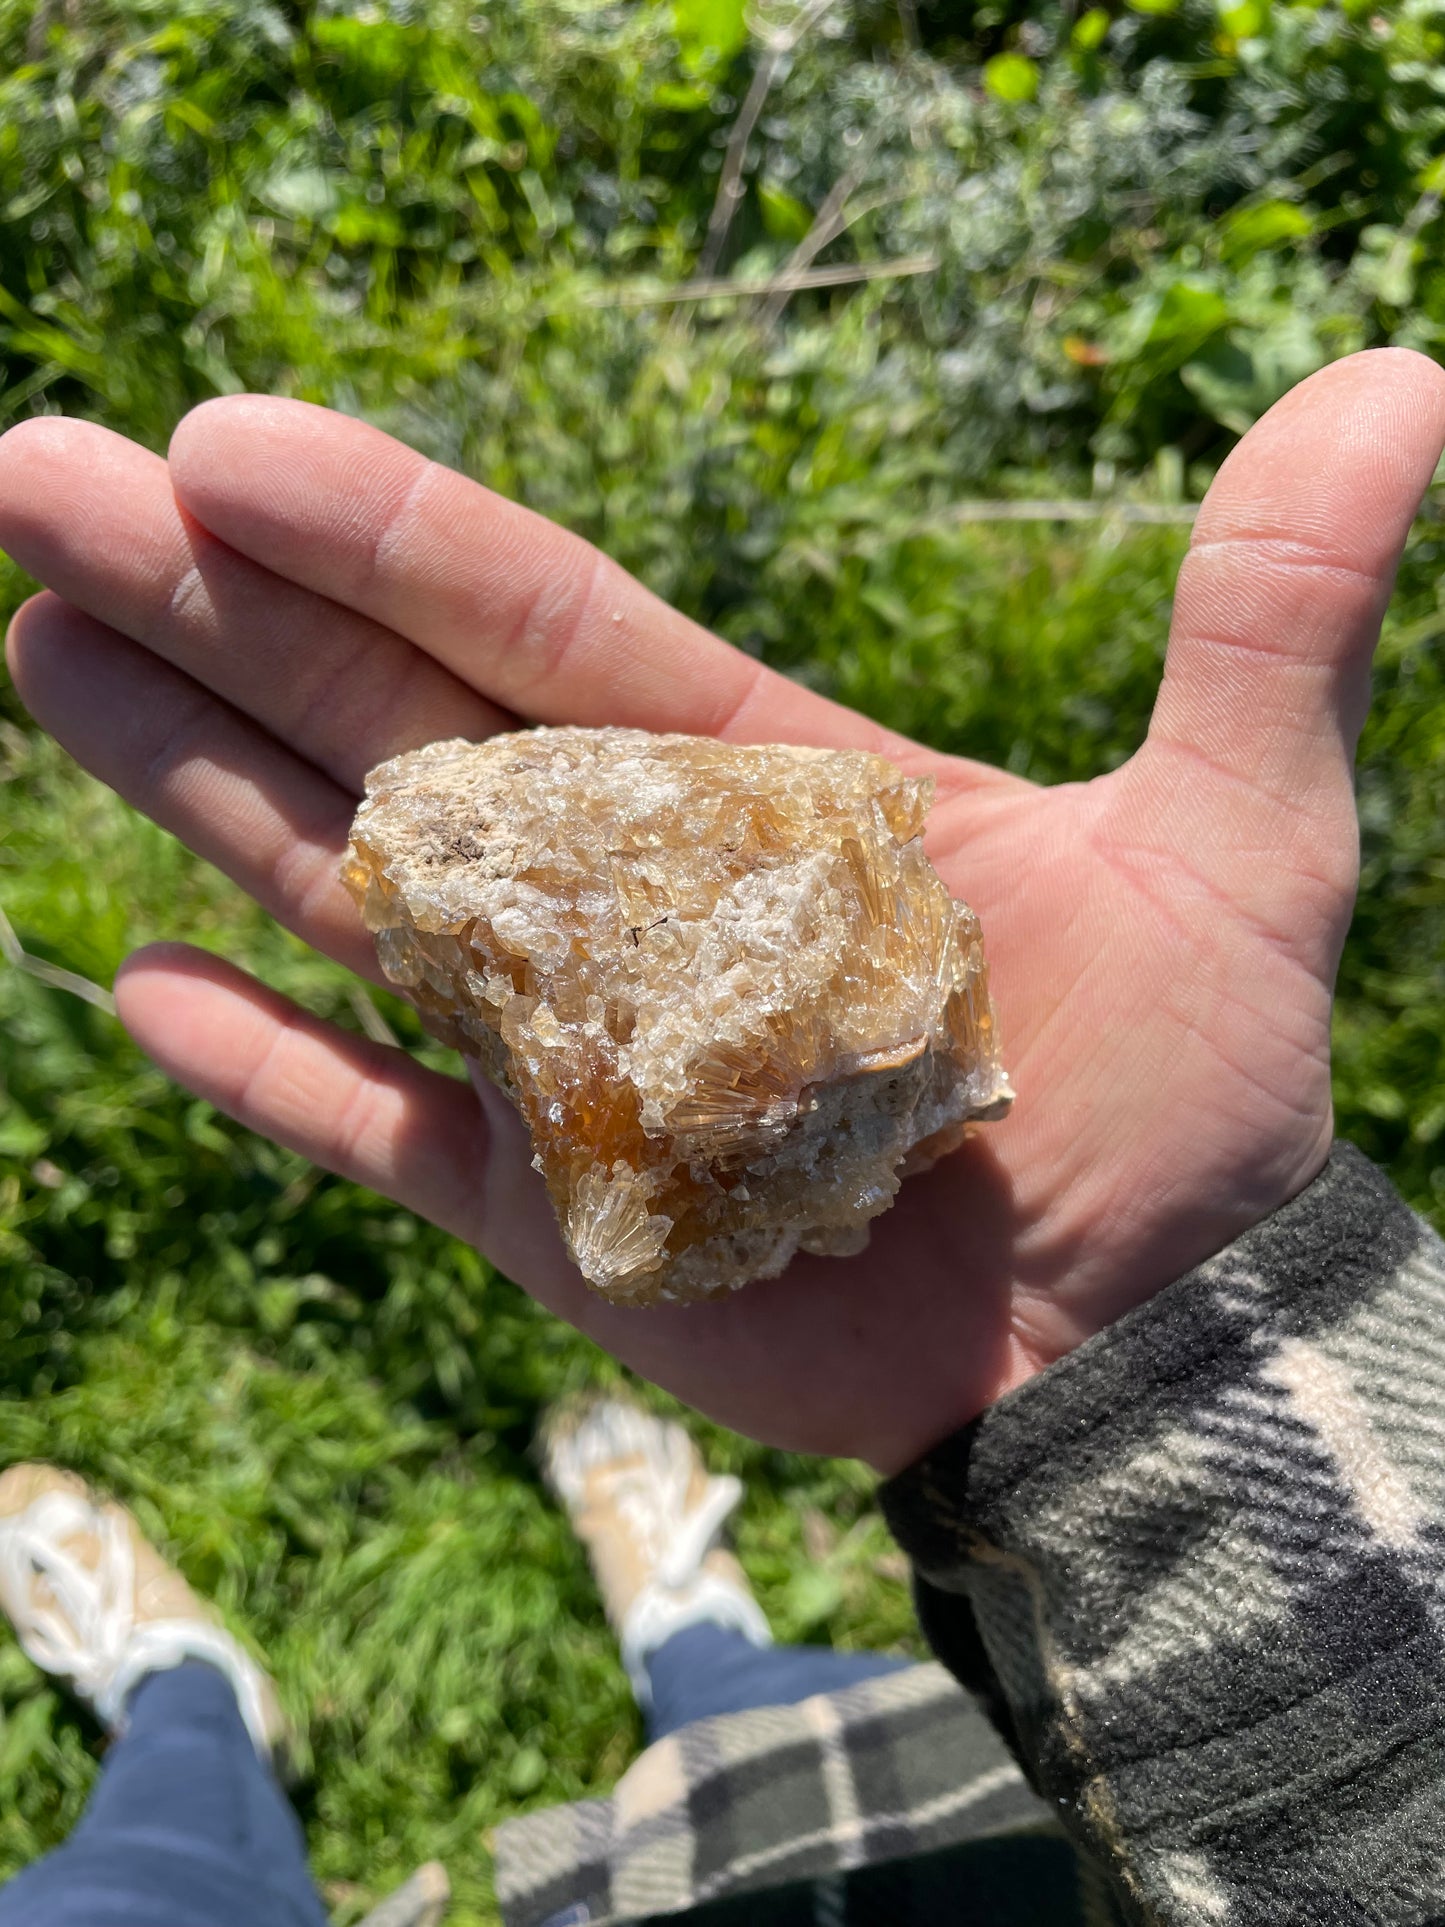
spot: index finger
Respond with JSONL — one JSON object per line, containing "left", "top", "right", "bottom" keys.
{"left": 167, "top": 396, "right": 1003, "bottom": 784}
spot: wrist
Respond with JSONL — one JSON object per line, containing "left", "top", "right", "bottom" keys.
{"left": 983, "top": 1121, "right": 1335, "bottom": 1435}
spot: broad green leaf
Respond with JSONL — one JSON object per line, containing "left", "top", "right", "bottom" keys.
{"left": 165, "top": 97, "right": 217, "bottom": 139}
{"left": 309, "top": 15, "right": 419, "bottom": 91}
{"left": 653, "top": 81, "right": 712, "bottom": 112}
{"left": 673, "top": 0, "right": 748, "bottom": 77}
{"left": 1221, "top": 199, "right": 1313, "bottom": 261}
{"left": 327, "top": 201, "right": 406, "bottom": 248}
{"left": 1146, "top": 278, "right": 1229, "bottom": 345}
{"left": 1359, "top": 1085, "right": 1408, "bottom": 1122}
{"left": 1182, "top": 314, "right": 1325, "bottom": 434}
{"left": 983, "top": 53, "right": 1039, "bottom": 103}
{"left": 1352, "top": 224, "right": 1422, "bottom": 309}
{"left": 1217, "top": 0, "right": 1268, "bottom": 36}
{"left": 757, "top": 181, "right": 812, "bottom": 243}
{"left": 507, "top": 1744, "right": 548, "bottom": 1796}
{"left": 0, "top": 1110, "right": 48, "bottom": 1161}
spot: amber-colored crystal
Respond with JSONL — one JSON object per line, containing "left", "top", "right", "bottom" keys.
{"left": 344, "top": 729, "right": 1013, "bottom": 1304}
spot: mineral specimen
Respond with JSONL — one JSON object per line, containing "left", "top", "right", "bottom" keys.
{"left": 344, "top": 729, "right": 1012, "bottom": 1305}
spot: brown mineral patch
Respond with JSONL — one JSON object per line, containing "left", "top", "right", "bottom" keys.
{"left": 345, "top": 728, "right": 1013, "bottom": 1304}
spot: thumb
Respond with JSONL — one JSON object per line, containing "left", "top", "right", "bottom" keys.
{"left": 1126, "top": 347, "right": 1445, "bottom": 960}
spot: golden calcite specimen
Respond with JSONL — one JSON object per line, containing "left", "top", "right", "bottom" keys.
{"left": 343, "top": 730, "right": 1012, "bottom": 1305}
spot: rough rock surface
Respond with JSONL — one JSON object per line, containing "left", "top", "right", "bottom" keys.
{"left": 344, "top": 729, "right": 1013, "bottom": 1304}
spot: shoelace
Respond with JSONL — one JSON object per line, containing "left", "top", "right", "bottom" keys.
{"left": 596, "top": 1422, "right": 742, "bottom": 1588}
{"left": 657, "top": 1475, "right": 745, "bottom": 1590}
{"left": 596, "top": 1427, "right": 774, "bottom": 1704}
{"left": 0, "top": 1489, "right": 275, "bottom": 1754}
{"left": 0, "top": 1491, "right": 138, "bottom": 1702}
{"left": 554, "top": 1406, "right": 774, "bottom": 1702}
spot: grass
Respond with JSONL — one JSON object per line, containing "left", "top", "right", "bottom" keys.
{"left": 2, "top": 508, "right": 1442, "bottom": 1921}
{"left": 0, "top": 573, "right": 922, "bottom": 1921}
{"left": 2, "top": 2, "right": 1445, "bottom": 1918}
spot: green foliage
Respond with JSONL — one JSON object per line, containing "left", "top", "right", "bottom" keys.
{"left": 1336, "top": 526, "right": 1445, "bottom": 1213}
{"left": 0, "top": 728, "right": 921, "bottom": 1923}
{"left": 0, "top": 1, "right": 1443, "bottom": 1920}
{"left": 983, "top": 50, "right": 1040, "bottom": 100}
{"left": 4, "top": 0, "right": 1445, "bottom": 482}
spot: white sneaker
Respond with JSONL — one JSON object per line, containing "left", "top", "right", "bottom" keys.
{"left": 0, "top": 1465, "right": 288, "bottom": 1762}
{"left": 543, "top": 1398, "right": 772, "bottom": 1706}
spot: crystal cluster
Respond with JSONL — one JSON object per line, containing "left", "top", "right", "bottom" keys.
{"left": 344, "top": 729, "right": 1012, "bottom": 1305}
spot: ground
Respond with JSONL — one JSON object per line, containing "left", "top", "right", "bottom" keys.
{"left": 2, "top": 3, "right": 1444, "bottom": 1919}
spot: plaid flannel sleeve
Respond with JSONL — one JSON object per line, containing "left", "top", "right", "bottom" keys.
{"left": 880, "top": 1141, "right": 1445, "bottom": 1924}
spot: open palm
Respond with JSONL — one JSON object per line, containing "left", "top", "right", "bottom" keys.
{"left": 3, "top": 349, "right": 1442, "bottom": 1471}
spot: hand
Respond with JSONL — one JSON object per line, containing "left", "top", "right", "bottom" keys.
{"left": 3, "top": 350, "right": 1442, "bottom": 1472}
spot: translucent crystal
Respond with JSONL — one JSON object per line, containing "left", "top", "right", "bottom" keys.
{"left": 343, "top": 729, "right": 1013, "bottom": 1305}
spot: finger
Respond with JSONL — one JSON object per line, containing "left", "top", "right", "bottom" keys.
{"left": 5, "top": 594, "right": 378, "bottom": 979}
{"left": 167, "top": 395, "right": 1009, "bottom": 783}
{"left": 0, "top": 416, "right": 508, "bottom": 789}
{"left": 1127, "top": 348, "right": 1445, "bottom": 937}
{"left": 113, "top": 943, "right": 1003, "bottom": 1468}
{"left": 116, "top": 942, "right": 586, "bottom": 1297}
{"left": 1148, "top": 347, "right": 1445, "bottom": 806}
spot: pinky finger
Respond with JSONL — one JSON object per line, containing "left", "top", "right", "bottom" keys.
{"left": 115, "top": 942, "right": 573, "bottom": 1289}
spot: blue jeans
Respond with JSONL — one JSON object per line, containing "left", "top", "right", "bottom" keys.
{"left": 645, "top": 1622, "right": 908, "bottom": 1742}
{"left": 0, "top": 1663, "right": 327, "bottom": 1927}
{"left": 0, "top": 1635, "right": 906, "bottom": 1923}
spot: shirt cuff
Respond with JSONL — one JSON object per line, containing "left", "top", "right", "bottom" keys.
{"left": 880, "top": 1142, "right": 1445, "bottom": 1923}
